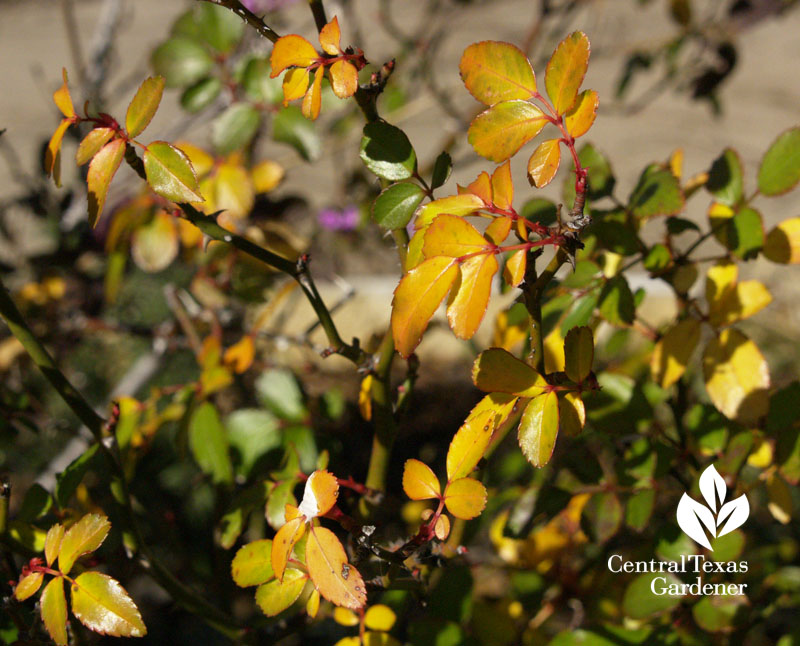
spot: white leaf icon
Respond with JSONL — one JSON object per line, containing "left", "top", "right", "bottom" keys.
{"left": 717, "top": 494, "right": 749, "bottom": 537}
{"left": 676, "top": 493, "right": 715, "bottom": 550}
{"left": 699, "top": 464, "right": 726, "bottom": 512}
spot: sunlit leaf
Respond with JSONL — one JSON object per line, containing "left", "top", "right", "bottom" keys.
{"left": 144, "top": 141, "right": 203, "bottom": 203}
{"left": 71, "top": 572, "right": 146, "bottom": 637}
{"left": 255, "top": 569, "right": 306, "bottom": 616}
{"left": 329, "top": 60, "right": 358, "bottom": 99}
{"left": 559, "top": 391, "right": 586, "bottom": 436}
{"left": 297, "top": 470, "right": 339, "bottom": 519}
{"left": 564, "top": 326, "right": 593, "bottom": 383}
{"left": 58, "top": 513, "right": 111, "bottom": 575}
{"left": 403, "top": 459, "right": 441, "bottom": 500}
{"left": 758, "top": 127, "right": 800, "bottom": 196}
{"left": 490, "top": 160, "right": 514, "bottom": 210}
{"left": 545, "top": 31, "right": 590, "bottom": 115}
{"left": 416, "top": 194, "right": 485, "bottom": 229}
{"left": 706, "top": 148, "right": 744, "bottom": 206}
{"left": 306, "top": 588, "right": 321, "bottom": 618}
{"left": 86, "top": 138, "right": 125, "bottom": 227}
{"left": 629, "top": 166, "right": 684, "bottom": 219}
{"left": 447, "top": 409, "right": 495, "bottom": 481}
{"left": 503, "top": 249, "right": 526, "bottom": 287}
{"left": 45, "top": 523, "right": 65, "bottom": 567}
{"left": 359, "top": 374, "right": 373, "bottom": 421}
{"left": 334, "top": 607, "right": 360, "bottom": 626}
{"left": 360, "top": 121, "right": 417, "bottom": 181}
{"left": 306, "top": 526, "right": 366, "bottom": 610}
{"left": 709, "top": 281, "right": 772, "bottom": 327}
{"left": 126, "top": 76, "right": 165, "bottom": 138}
{"left": 485, "top": 216, "right": 512, "bottom": 246}
{"left": 54, "top": 68, "right": 75, "bottom": 118}
{"left": 215, "top": 161, "right": 255, "bottom": 218}
{"left": 319, "top": 16, "right": 342, "bottom": 55}
{"left": 282, "top": 67, "right": 310, "bottom": 104}
{"left": 232, "top": 539, "right": 275, "bottom": 587}
{"left": 651, "top": 318, "right": 701, "bottom": 388}
{"left": 271, "top": 515, "right": 306, "bottom": 581}
{"left": 443, "top": 477, "right": 487, "bottom": 520}
{"left": 527, "top": 138, "right": 561, "bottom": 188}
{"left": 302, "top": 68, "right": 323, "bottom": 120}
{"left": 764, "top": 217, "right": 800, "bottom": 264}
{"left": 76, "top": 128, "right": 115, "bottom": 166}
{"left": 447, "top": 252, "right": 498, "bottom": 339}
{"left": 365, "top": 604, "right": 397, "bottom": 631}
{"left": 41, "top": 577, "right": 68, "bottom": 645}
{"left": 459, "top": 41, "right": 536, "bottom": 105}
{"left": 434, "top": 514, "right": 451, "bottom": 541}
{"left": 372, "top": 182, "right": 425, "bottom": 230}
{"left": 45, "top": 118, "right": 72, "bottom": 187}
{"left": 14, "top": 571, "right": 43, "bottom": 601}
{"left": 223, "top": 335, "right": 255, "bottom": 374}
{"left": 472, "top": 347, "right": 546, "bottom": 397}
{"left": 518, "top": 392, "right": 559, "bottom": 467}
{"left": 252, "top": 159, "right": 284, "bottom": 193}
{"left": 468, "top": 100, "right": 548, "bottom": 162}
{"left": 462, "top": 170, "right": 493, "bottom": 205}
{"left": 564, "top": 89, "right": 598, "bottom": 138}
{"left": 270, "top": 35, "right": 319, "bottom": 77}
{"left": 131, "top": 210, "right": 179, "bottom": 273}
{"left": 188, "top": 402, "right": 233, "bottom": 485}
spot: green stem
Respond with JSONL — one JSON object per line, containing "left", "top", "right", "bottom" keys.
{"left": 364, "top": 330, "right": 397, "bottom": 495}
{"left": 522, "top": 248, "right": 568, "bottom": 373}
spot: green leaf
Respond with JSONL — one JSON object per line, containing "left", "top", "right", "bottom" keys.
{"left": 41, "top": 577, "right": 68, "bottom": 645}
{"left": 625, "top": 489, "right": 655, "bottom": 531}
{"left": 372, "top": 182, "right": 425, "bottom": 230}
{"left": 189, "top": 402, "right": 233, "bottom": 485}
{"left": 144, "top": 141, "right": 203, "bottom": 203}
{"left": 87, "top": 139, "right": 125, "bottom": 227}
{"left": 125, "top": 76, "right": 165, "bottom": 138}
{"left": 226, "top": 408, "right": 281, "bottom": 476}
{"left": 758, "top": 127, "right": 800, "bottom": 196}
{"left": 255, "top": 568, "right": 306, "bottom": 616}
{"left": 706, "top": 148, "right": 744, "bottom": 206}
{"left": 431, "top": 151, "right": 453, "bottom": 190}
{"left": 17, "top": 483, "right": 52, "bottom": 522}
{"left": 241, "top": 56, "right": 282, "bottom": 103}
{"left": 255, "top": 369, "right": 306, "bottom": 422}
{"left": 724, "top": 207, "right": 764, "bottom": 259}
{"left": 521, "top": 198, "right": 558, "bottom": 226}
{"left": 273, "top": 106, "right": 321, "bottom": 161}
{"left": 76, "top": 128, "right": 115, "bottom": 166}
{"left": 265, "top": 479, "right": 298, "bottom": 530}
{"left": 709, "top": 529, "right": 745, "bottom": 562}
{"left": 151, "top": 37, "right": 213, "bottom": 88}
{"left": 180, "top": 76, "right": 222, "bottom": 113}
{"left": 628, "top": 166, "right": 683, "bottom": 219}
{"left": 767, "top": 382, "right": 800, "bottom": 435}
{"left": 588, "top": 211, "right": 640, "bottom": 256}
{"left": 232, "top": 539, "right": 275, "bottom": 587}
{"left": 666, "top": 216, "right": 700, "bottom": 235}
{"left": 564, "top": 326, "right": 593, "bottom": 383}
{"left": 622, "top": 572, "right": 683, "bottom": 619}
{"left": 55, "top": 444, "right": 100, "bottom": 509}
{"left": 360, "top": 121, "right": 417, "bottom": 181}
{"left": 560, "top": 290, "right": 598, "bottom": 335}
{"left": 580, "top": 491, "right": 623, "bottom": 542}
{"left": 58, "top": 513, "right": 111, "bottom": 575}
{"left": 643, "top": 244, "right": 671, "bottom": 274}
{"left": 282, "top": 426, "right": 318, "bottom": 473}
{"left": 518, "top": 392, "right": 560, "bottom": 467}
{"left": 692, "top": 594, "right": 747, "bottom": 632}
{"left": 71, "top": 572, "right": 146, "bottom": 637}
{"left": 212, "top": 103, "right": 261, "bottom": 155}
{"left": 194, "top": 3, "right": 244, "bottom": 53}
{"left": 598, "top": 275, "right": 635, "bottom": 325}
{"left": 685, "top": 404, "right": 729, "bottom": 456}
{"left": 219, "top": 481, "right": 270, "bottom": 549}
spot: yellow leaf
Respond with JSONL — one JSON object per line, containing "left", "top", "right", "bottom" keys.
{"left": 365, "top": 604, "right": 397, "bottom": 631}
{"left": 434, "top": 514, "right": 450, "bottom": 541}
{"left": 747, "top": 440, "right": 772, "bottom": 468}
{"left": 76, "top": 128, "right": 116, "bottom": 166}
{"left": 282, "top": 67, "right": 310, "bottom": 105}
{"left": 492, "top": 308, "right": 527, "bottom": 351}
{"left": 403, "top": 459, "right": 441, "bottom": 500}
{"left": 447, "top": 409, "right": 496, "bottom": 481}
{"left": 41, "top": 577, "right": 68, "bottom": 645}
{"left": 45, "top": 118, "right": 72, "bottom": 187}
{"left": 559, "top": 392, "right": 585, "bottom": 436}
{"left": 706, "top": 261, "right": 737, "bottom": 306}
{"left": 70, "top": 572, "right": 146, "bottom": 637}
{"left": 669, "top": 148, "right": 684, "bottom": 180}
{"left": 423, "top": 212, "right": 491, "bottom": 259}
{"left": 306, "top": 526, "right": 366, "bottom": 610}
{"left": 544, "top": 31, "right": 590, "bottom": 115}
{"left": 703, "top": 328, "right": 770, "bottom": 425}
{"left": 446, "top": 252, "right": 498, "bottom": 339}
{"left": 255, "top": 568, "right": 307, "bottom": 616}
{"left": 564, "top": 89, "right": 598, "bottom": 138}
{"left": 131, "top": 210, "right": 179, "bottom": 273}
{"left": 485, "top": 216, "right": 512, "bottom": 245}
{"left": 709, "top": 281, "right": 772, "bottom": 327}
{"left": 472, "top": 347, "right": 547, "bottom": 397}
{"left": 54, "top": 68, "right": 75, "bottom": 118}
{"left": 708, "top": 201, "right": 734, "bottom": 247}
{"left": 335, "top": 638, "right": 362, "bottom": 646}
{"left": 125, "top": 76, "right": 165, "bottom": 138}
{"left": 231, "top": 539, "right": 275, "bottom": 587}
{"left": 306, "top": 588, "right": 321, "bottom": 618}
{"left": 223, "top": 335, "right": 255, "bottom": 374}
{"left": 650, "top": 318, "right": 701, "bottom": 389}
{"left": 359, "top": 374, "right": 373, "bottom": 421}
{"left": 252, "top": 160, "right": 285, "bottom": 193}
{"left": 465, "top": 393, "right": 520, "bottom": 448}
{"left": 391, "top": 256, "right": 458, "bottom": 358}
{"left": 14, "top": 571, "right": 44, "bottom": 601}
{"left": 503, "top": 249, "right": 526, "bottom": 287}
{"left": 329, "top": 60, "right": 359, "bottom": 99}
{"left": 298, "top": 470, "right": 340, "bottom": 519}
{"left": 45, "top": 523, "right": 65, "bottom": 567}
{"left": 468, "top": 100, "right": 548, "bottom": 162}
{"left": 271, "top": 516, "right": 306, "bottom": 581}
{"left": 459, "top": 41, "right": 536, "bottom": 105}
{"left": 319, "top": 16, "right": 342, "bottom": 55}
{"left": 87, "top": 139, "right": 126, "bottom": 228}
{"left": 444, "top": 477, "right": 487, "bottom": 520}
{"left": 415, "top": 194, "right": 486, "bottom": 229}
{"left": 461, "top": 170, "right": 493, "bottom": 205}
{"left": 491, "top": 161, "right": 514, "bottom": 210}
{"left": 764, "top": 217, "right": 800, "bottom": 264}
{"left": 334, "top": 606, "right": 360, "bottom": 626}
{"left": 302, "top": 68, "right": 323, "bottom": 120}
{"left": 767, "top": 473, "right": 792, "bottom": 524}
{"left": 215, "top": 161, "right": 255, "bottom": 218}
{"left": 405, "top": 227, "right": 426, "bottom": 271}
{"left": 518, "top": 392, "right": 560, "bottom": 467}
{"left": 270, "top": 35, "right": 319, "bottom": 77}
{"left": 564, "top": 326, "right": 594, "bottom": 383}
{"left": 527, "top": 138, "right": 561, "bottom": 188}
{"left": 58, "top": 513, "right": 111, "bottom": 575}
{"left": 174, "top": 141, "right": 214, "bottom": 178}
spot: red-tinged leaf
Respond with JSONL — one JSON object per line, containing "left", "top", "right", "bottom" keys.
{"left": 302, "top": 68, "right": 323, "bottom": 120}
{"left": 45, "top": 523, "right": 65, "bottom": 567}
{"left": 232, "top": 539, "right": 275, "bottom": 587}
{"left": 459, "top": 41, "right": 536, "bottom": 105}
{"left": 14, "top": 571, "right": 44, "bottom": 601}
{"left": 126, "top": 76, "right": 165, "bottom": 138}
{"left": 319, "top": 16, "right": 342, "bottom": 55}
{"left": 443, "top": 477, "right": 487, "bottom": 520}
{"left": 271, "top": 516, "right": 306, "bottom": 581}
{"left": 53, "top": 68, "right": 75, "bottom": 118}
{"left": 297, "top": 470, "right": 339, "bottom": 519}
{"left": 564, "top": 89, "right": 598, "bottom": 138}
{"left": 282, "top": 67, "right": 310, "bottom": 105}
{"left": 416, "top": 194, "right": 485, "bottom": 229}
{"left": 518, "top": 392, "right": 560, "bottom": 467}
{"left": 255, "top": 568, "right": 306, "bottom": 616}
{"left": 87, "top": 139, "right": 125, "bottom": 227}
{"left": 58, "top": 513, "right": 111, "bottom": 575}
{"left": 545, "top": 31, "right": 590, "bottom": 115}
{"left": 564, "top": 326, "right": 593, "bottom": 383}
{"left": 447, "top": 409, "right": 495, "bottom": 481}
{"left": 403, "top": 459, "right": 441, "bottom": 500}
{"left": 270, "top": 35, "right": 318, "bottom": 77}
{"left": 472, "top": 347, "right": 547, "bottom": 397}
{"left": 41, "top": 577, "right": 68, "bottom": 645}
{"left": 559, "top": 392, "right": 586, "bottom": 436}
{"left": 468, "top": 100, "right": 548, "bottom": 162}
{"left": 504, "top": 249, "right": 526, "bottom": 287}
{"left": 491, "top": 160, "right": 513, "bottom": 210}
{"left": 70, "top": 572, "right": 146, "bottom": 637}
{"left": 76, "top": 128, "right": 115, "bottom": 166}
{"left": 446, "top": 252, "right": 498, "bottom": 339}
{"left": 461, "top": 170, "right": 493, "bottom": 205}
{"left": 143, "top": 141, "right": 203, "bottom": 203}
{"left": 392, "top": 256, "right": 458, "bottom": 357}
{"left": 45, "top": 118, "right": 72, "bottom": 187}
{"left": 527, "top": 139, "right": 561, "bottom": 188}
{"left": 329, "top": 60, "right": 358, "bottom": 99}
{"left": 306, "top": 526, "right": 367, "bottom": 610}
{"left": 484, "top": 216, "right": 512, "bottom": 245}
{"left": 423, "top": 213, "right": 491, "bottom": 259}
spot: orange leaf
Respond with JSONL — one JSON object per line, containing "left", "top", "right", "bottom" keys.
{"left": 306, "top": 526, "right": 366, "bottom": 610}
{"left": 391, "top": 256, "right": 458, "bottom": 357}
{"left": 53, "top": 68, "right": 75, "bottom": 119}
{"left": 484, "top": 216, "right": 512, "bottom": 245}
{"left": 271, "top": 516, "right": 306, "bottom": 581}
{"left": 302, "top": 68, "right": 323, "bottom": 120}
{"left": 518, "top": 392, "right": 560, "bottom": 467}
{"left": 319, "top": 16, "right": 342, "bottom": 55}
{"left": 446, "top": 252, "right": 498, "bottom": 339}
{"left": 125, "top": 76, "right": 165, "bottom": 138}
{"left": 329, "top": 60, "right": 358, "bottom": 99}
{"left": 58, "top": 513, "right": 111, "bottom": 575}
{"left": 41, "top": 577, "right": 68, "bottom": 645}
{"left": 564, "top": 89, "right": 598, "bottom": 138}
{"left": 422, "top": 213, "right": 490, "bottom": 259}
{"left": 527, "top": 139, "right": 561, "bottom": 188}
{"left": 270, "top": 35, "right": 319, "bottom": 77}
{"left": 444, "top": 477, "right": 487, "bottom": 520}
{"left": 468, "top": 100, "right": 548, "bottom": 162}
{"left": 446, "top": 409, "right": 495, "bottom": 481}
{"left": 491, "top": 160, "right": 514, "bottom": 210}
{"left": 459, "top": 41, "right": 536, "bottom": 105}
{"left": 45, "top": 118, "right": 72, "bottom": 187}
{"left": 416, "top": 194, "right": 486, "bottom": 229}
{"left": 503, "top": 249, "right": 526, "bottom": 287}
{"left": 461, "top": 170, "right": 493, "bottom": 205}
{"left": 402, "top": 459, "right": 441, "bottom": 500}
{"left": 472, "top": 347, "right": 547, "bottom": 397}
{"left": 87, "top": 139, "right": 126, "bottom": 228}
{"left": 434, "top": 514, "right": 451, "bottom": 541}
{"left": 223, "top": 335, "right": 255, "bottom": 373}
{"left": 545, "top": 31, "right": 590, "bottom": 115}
{"left": 76, "top": 128, "right": 115, "bottom": 166}
{"left": 298, "top": 470, "right": 339, "bottom": 519}
{"left": 282, "top": 67, "right": 310, "bottom": 105}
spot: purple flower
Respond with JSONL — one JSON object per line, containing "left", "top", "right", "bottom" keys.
{"left": 318, "top": 206, "right": 360, "bottom": 232}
